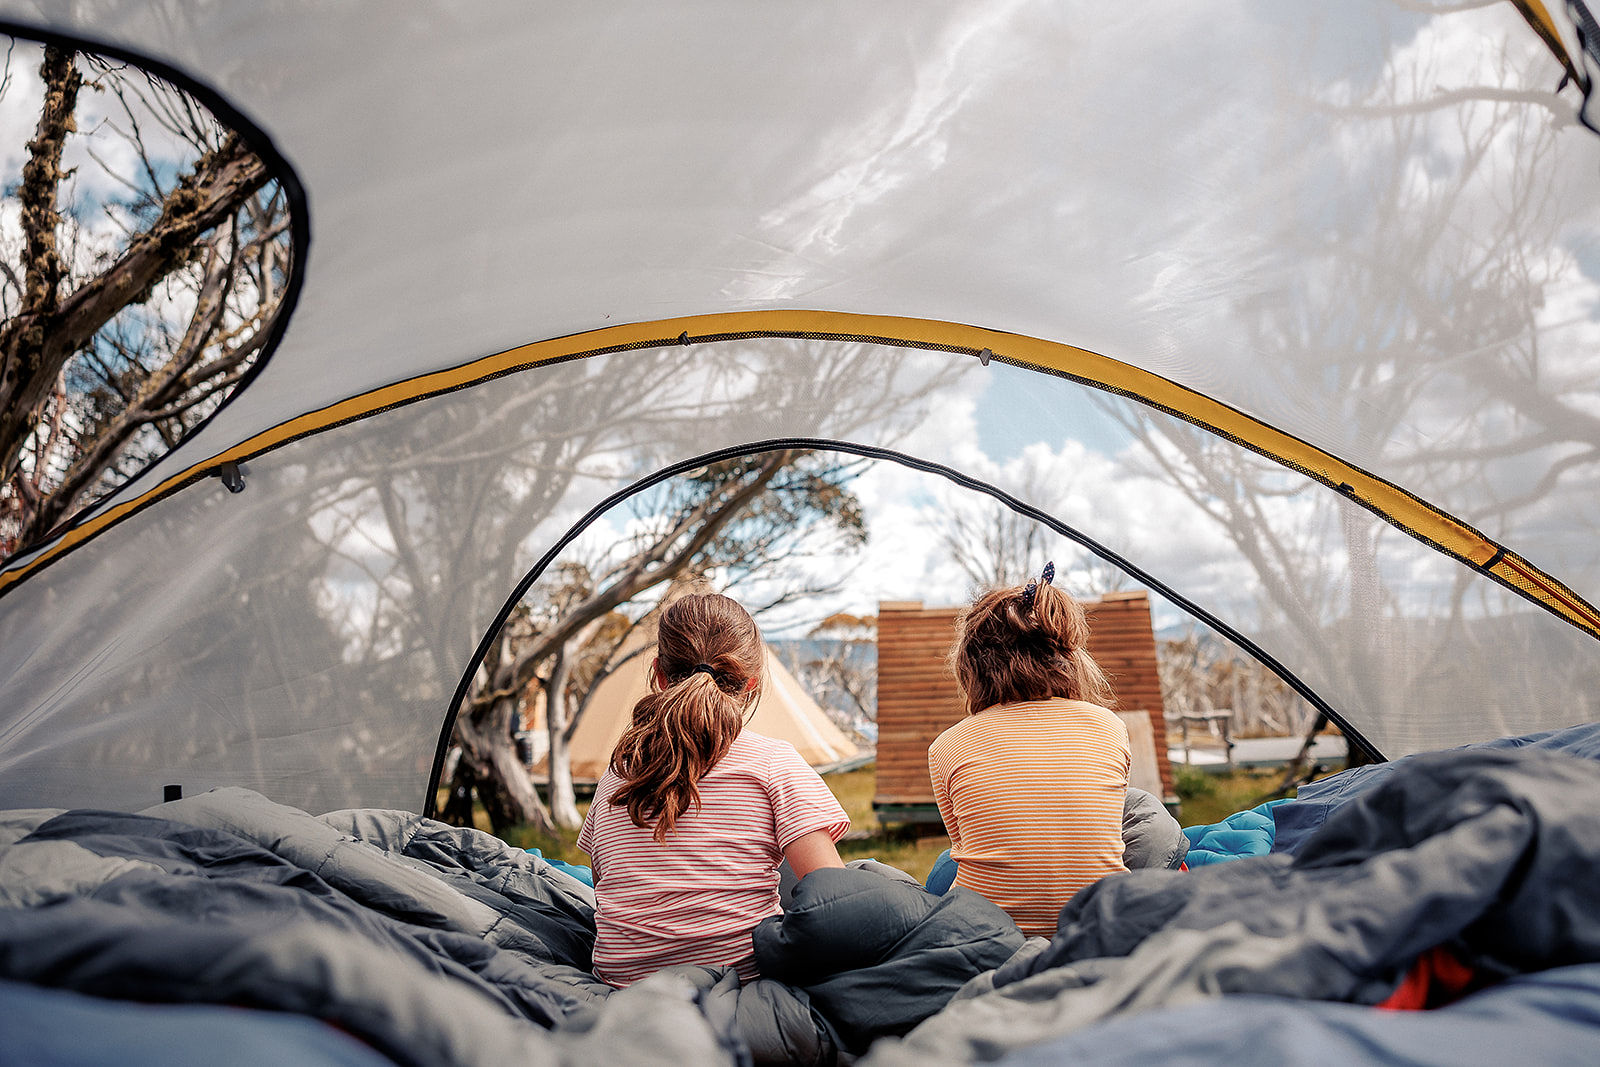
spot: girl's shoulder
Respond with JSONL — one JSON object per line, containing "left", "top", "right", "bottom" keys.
{"left": 1054, "top": 698, "right": 1121, "bottom": 718}
{"left": 946, "top": 698, "right": 1121, "bottom": 733}
{"left": 713, "top": 730, "right": 811, "bottom": 781}
{"left": 1034, "top": 699, "right": 1126, "bottom": 734}
{"left": 722, "top": 729, "right": 794, "bottom": 765}
{"left": 587, "top": 768, "right": 625, "bottom": 814}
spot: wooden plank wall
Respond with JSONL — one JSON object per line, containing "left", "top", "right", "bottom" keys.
{"left": 875, "top": 591, "right": 1175, "bottom": 806}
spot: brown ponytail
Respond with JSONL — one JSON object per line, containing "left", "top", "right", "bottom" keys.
{"left": 950, "top": 580, "right": 1114, "bottom": 716}
{"left": 609, "top": 593, "right": 766, "bottom": 840}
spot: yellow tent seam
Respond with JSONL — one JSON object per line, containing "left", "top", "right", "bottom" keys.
{"left": 1512, "top": 0, "right": 1582, "bottom": 82}
{"left": 3, "top": 310, "right": 1596, "bottom": 640}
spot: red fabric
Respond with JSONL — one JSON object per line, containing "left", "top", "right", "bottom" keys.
{"left": 1377, "top": 945, "right": 1477, "bottom": 1010}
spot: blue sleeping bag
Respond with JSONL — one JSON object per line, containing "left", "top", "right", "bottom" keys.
{"left": 1180, "top": 722, "right": 1600, "bottom": 865}
{"left": 1272, "top": 721, "right": 1600, "bottom": 855}
{"left": 525, "top": 847, "right": 594, "bottom": 886}
{"left": 1180, "top": 799, "right": 1292, "bottom": 866}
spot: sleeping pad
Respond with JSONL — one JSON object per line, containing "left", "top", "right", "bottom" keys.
{"left": 862, "top": 746, "right": 1600, "bottom": 1064}
{"left": 0, "top": 787, "right": 1021, "bottom": 1066}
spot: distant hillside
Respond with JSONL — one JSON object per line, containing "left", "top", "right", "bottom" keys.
{"left": 769, "top": 636, "right": 877, "bottom": 742}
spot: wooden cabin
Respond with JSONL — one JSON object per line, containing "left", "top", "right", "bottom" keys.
{"left": 874, "top": 590, "right": 1176, "bottom": 822}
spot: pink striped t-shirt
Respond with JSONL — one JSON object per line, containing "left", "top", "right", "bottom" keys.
{"left": 577, "top": 729, "right": 850, "bottom": 987}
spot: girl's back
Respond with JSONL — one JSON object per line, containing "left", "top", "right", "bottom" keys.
{"left": 576, "top": 592, "right": 848, "bottom": 986}
{"left": 581, "top": 729, "right": 846, "bottom": 985}
{"left": 929, "top": 563, "right": 1132, "bottom": 937}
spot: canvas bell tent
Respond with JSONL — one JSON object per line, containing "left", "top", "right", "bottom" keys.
{"left": 526, "top": 577, "right": 861, "bottom": 782}
{"left": 2, "top": 1, "right": 1600, "bottom": 821}
{"left": 532, "top": 641, "right": 860, "bottom": 783}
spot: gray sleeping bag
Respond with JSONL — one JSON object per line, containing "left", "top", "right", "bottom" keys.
{"left": 0, "top": 787, "right": 1023, "bottom": 1066}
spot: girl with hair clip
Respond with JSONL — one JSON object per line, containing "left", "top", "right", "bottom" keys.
{"left": 927, "top": 562, "right": 1132, "bottom": 938}
{"left": 577, "top": 592, "right": 850, "bottom": 987}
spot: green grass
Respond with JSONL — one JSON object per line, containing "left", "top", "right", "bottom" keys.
{"left": 824, "top": 765, "right": 947, "bottom": 883}
{"left": 498, "top": 818, "right": 593, "bottom": 867}
{"left": 824, "top": 764, "right": 877, "bottom": 823}
{"left": 451, "top": 762, "right": 1309, "bottom": 880}
{"left": 1171, "top": 766, "right": 1289, "bottom": 827}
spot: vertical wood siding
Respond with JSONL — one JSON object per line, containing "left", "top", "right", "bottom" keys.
{"left": 875, "top": 591, "right": 1174, "bottom": 805}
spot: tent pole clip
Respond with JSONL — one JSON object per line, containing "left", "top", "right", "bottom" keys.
{"left": 217, "top": 461, "right": 246, "bottom": 494}
{"left": 977, "top": 347, "right": 992, "bottom": 367}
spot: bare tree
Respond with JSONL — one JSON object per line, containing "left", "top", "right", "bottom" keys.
{"left": 1107, "top": 23, "right": 1594, "bottom": 789}
{"left": 778, "top": 612, "right": 878, "bottom": 737}
{"left": 938, "top": 492, "right": 1129, "bottom": 600}
{"left": 450, "top": 448, "right": 870, "bottom": 834}
{"left": 1157, "top": 625, "right": 1314, "bottom": 737}
{"left": 1, "top": 40, "right": 289, "bottom": 555}
{"left": 938, "top": 494, "right": 1055, "bottom": 594}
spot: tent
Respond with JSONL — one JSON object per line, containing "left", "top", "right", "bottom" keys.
{"left": 8, "top": 5, "right": 1600, "bottom": 1064}
{"left": 0, "top": 2, "right": 1597, "bottom": 820}
{"left": 536, "top": 645, "right": 860, "bottom": 782}
{"left": 528, "top": 582, "right": 861, "bottom": 781}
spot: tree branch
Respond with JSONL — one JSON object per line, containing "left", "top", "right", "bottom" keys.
{"left": 0, "top": 128, "right": 270, "bottom": 482}
{"left": 477, "top": 450, "right": 802, "bottom": 710}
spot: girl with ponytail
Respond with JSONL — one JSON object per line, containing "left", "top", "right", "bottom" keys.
{"left": 927, "top": 563, "right": 1133, "bottom": 938}
{"left": 578, "top": 592, "right": 849, "bottom": 987}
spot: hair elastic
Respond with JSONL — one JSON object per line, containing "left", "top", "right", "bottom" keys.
{"left": 1020, "top": 560, "right": 1056, "bottom": 612}
{"left": 691, "top": 663, "right": 717, "bottom": 677}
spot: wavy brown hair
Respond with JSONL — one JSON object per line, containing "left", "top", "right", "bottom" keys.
{"left": 950, "top": 580, "right": 1115, "bottom": 716}
{"left": 609, "top": 592, "right": 766, "bottom": 840}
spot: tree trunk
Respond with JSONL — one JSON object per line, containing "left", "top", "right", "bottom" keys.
{"left": 0, "top": 124, "right": 270, "bottom": 482}
{"left": 455, "top": 693, "right": 555, "bottom": 836}
{"left": 1271, "top": 710, "right": 1330, "bottom": 798}
{"left": 544, "top": 641, "right": 583, "bottom": 831}
{"left": 0, "top": 46, "right": 79, "bottom": 485}
{"left": 439, "top": 754, "right": 478, "bottom": 828}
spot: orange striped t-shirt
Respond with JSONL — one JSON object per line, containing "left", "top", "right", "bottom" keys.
{"left": 928, "top": 698, "right": 1131, "bottom": 938}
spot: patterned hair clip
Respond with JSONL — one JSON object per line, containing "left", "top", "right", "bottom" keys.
{"left": 1020, "top": 560, "right": 1056, "bottom": 612}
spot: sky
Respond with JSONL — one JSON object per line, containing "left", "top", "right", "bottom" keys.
{"left": 558, "top": 358, "right": 1276, "bottom": 640}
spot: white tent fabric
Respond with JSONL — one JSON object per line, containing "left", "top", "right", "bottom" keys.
{"left": 530, "top": 574, "right": 860, "bottom": 781}
{"left": 2, "top": 1, "right": 1599, "bottom": 813}
{"left": 538, "top": 644, "right": 860, "bottom": 784}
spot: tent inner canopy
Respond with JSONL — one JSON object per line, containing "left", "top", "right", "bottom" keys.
{"left": 0, "top": 335, "right": 1594, "bottom": 814}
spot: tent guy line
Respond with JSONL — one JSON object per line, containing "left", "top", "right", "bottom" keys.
{"left": 3, "top": 309, "right": 1596, "bottom": 644}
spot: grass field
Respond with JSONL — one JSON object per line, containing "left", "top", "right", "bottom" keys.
{"left": 827, "top": 766, "right": 948, "bottom": 882}
{"left": 1169, "top": 764, "right": 1294, "bottom": 827}
{"left": 468, "top": 761, "right": 1305, "bottom": 883}
{"left": 455, "top": 766, "right": 948, "bottom": 881}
